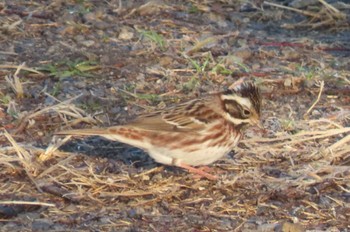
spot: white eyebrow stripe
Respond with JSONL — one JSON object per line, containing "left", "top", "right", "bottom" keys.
{"left": 221, "top": 95, "right": 252, "bottom": 108}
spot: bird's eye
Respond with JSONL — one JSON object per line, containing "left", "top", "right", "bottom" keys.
{"left": 242, "top": 109, "right": 251, "bottom": 117}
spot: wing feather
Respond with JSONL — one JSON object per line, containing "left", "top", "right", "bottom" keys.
{"left": 126, "top": 98, "right": 219, "bottom": 132}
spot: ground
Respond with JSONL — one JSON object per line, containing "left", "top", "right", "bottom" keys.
{"left": 0, "top": 0, "right": 350, "bottom": 231}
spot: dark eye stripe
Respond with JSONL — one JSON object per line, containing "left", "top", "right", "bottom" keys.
{"left": 223, "top": 99, "right": 252, "bottom": 120}
{"left": 223, "top": 99, "right": 244, "bottom": 112}
{"left": 222, "top": 99, "right": 241, "bottom": 119}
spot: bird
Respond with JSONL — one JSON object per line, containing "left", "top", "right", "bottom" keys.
{"left": 55, "top": 82, "right": 261, "bottom": 180}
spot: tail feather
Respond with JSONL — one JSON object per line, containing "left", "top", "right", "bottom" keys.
{"left": 55, "top": 127, "right": 151, "bottom": 151}
{"left": 55, "top": 128, "right": 110, "bottom": 136}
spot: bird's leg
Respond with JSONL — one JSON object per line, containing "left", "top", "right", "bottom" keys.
{"left": 196, "top": 166, "right": 215, "bottom": 173}
{"left": 177, "top": 162, "right": 218, "bottom": 180}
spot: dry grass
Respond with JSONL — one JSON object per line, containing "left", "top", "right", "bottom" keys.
{"left": 1, "top": 95, "right": 349, "bottom": 229}
{"left": 264, "top": 0, "right": 349, "bottom": 30}
{"left": 4, "top": 63, "right": 26, "bottom": 99}
{"left": 0, "top": 0, "right": 349, "bottom": 230}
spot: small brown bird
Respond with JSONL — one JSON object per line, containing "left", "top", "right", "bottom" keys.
{"left": 56, "top": 82, "right": 261, "bottom": 180}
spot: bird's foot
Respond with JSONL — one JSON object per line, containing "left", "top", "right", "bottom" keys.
{"left": 178, "top": 163, "right": 218, "bottom": 180}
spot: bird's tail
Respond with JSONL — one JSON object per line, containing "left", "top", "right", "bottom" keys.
{"left": 55, "top": 128, "right": 109, "bottom": 136}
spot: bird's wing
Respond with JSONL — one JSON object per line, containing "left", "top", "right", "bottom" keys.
{"left": 126, "top": 98, "right": 220, "bottom": 132}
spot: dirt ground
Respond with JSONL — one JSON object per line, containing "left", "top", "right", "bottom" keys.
{"left": 0, "top": 0, "right": 350, "bottom": 231}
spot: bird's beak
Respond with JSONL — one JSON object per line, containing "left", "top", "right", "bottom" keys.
{"left": 256, "top": 120, "right": 264, "bottom": 129}
{"left": 251, "top": 117, "right": 263, "bottom": 129}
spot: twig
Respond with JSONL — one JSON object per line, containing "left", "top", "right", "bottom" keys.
{"left": 112, "top": 0, "right": 123, "bottom": 13}
{"left": 228, "top": 78, "right": 246, "bottom": 89}
{"left": 304, "top": 81, "right": 324, "bottom": 119}
{"left": 0, "top": 201, "right": 55, "bottom": 207}
{"left": 0, "top": 64, "right": 44, "bottom": 75}
{"left": 5, "top": 62, "right": 25, "bottom": 98}
{"left": 2, "top": 129, "right": 42, "bottom": 192}
{"left": 318, "top": 0, "right": 340, "bottom": 14}
{"left": 39, "top": 135, "right": 73, "bottom": 162}
{"left": 327, "top": 134, "right": 350, "bottom": 153}
{"left": 263, "top": 1, "right": 318, "bottom": 17}
{"left": 3, "top": 9, "right": 53, "bottom": 20}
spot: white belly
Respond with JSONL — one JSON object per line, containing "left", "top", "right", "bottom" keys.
{"left": 103, "top": 122, "right": 241, "bottom": 167}
{"left": 147, "top": 131, "right": 241, "bottom": 166}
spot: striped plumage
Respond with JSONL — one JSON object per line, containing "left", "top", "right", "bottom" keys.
{"left": 56, "top": 82, "right": 261, "bottom": 180}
